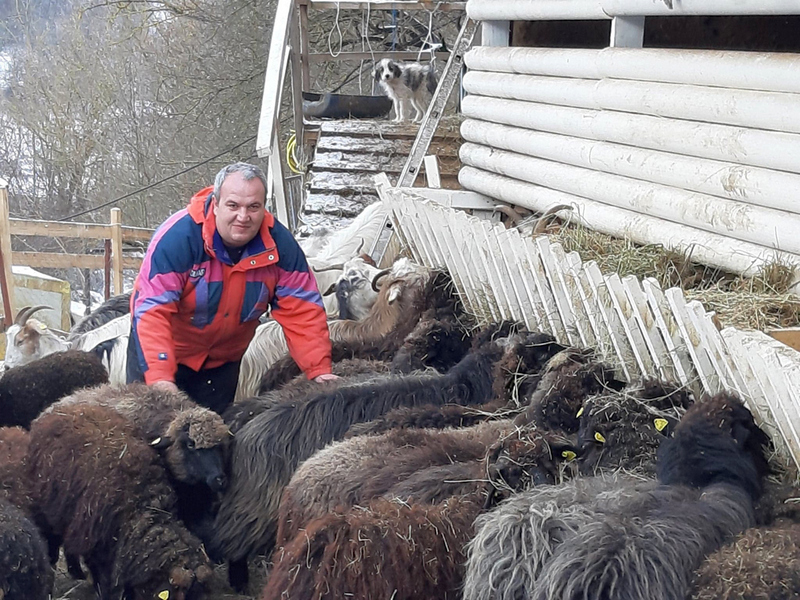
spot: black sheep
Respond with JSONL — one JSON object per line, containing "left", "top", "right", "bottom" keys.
{"left": 0, "top": 350, "right": 108, "bottom": 428}
{"left": 0, "top": 499, "right": 52, "bottom": 600}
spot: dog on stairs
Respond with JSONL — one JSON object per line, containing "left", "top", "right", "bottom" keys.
{"left": 373, "top": 58, "right": 438, "bottom": 123}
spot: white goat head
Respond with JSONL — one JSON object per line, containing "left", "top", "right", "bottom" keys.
{"left": 328, "top": 257, "right": 387, "bottom": 320}
{"left": 4, "top": 305, "right": 70, "bottom": 370}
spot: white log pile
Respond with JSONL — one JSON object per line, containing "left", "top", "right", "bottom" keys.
{"left": 457, "top": 45, "right": 800, "bottom": 281}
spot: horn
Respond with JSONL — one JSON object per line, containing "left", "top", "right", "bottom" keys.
{"left": 493, "top": 205, "right": 521, "bottom": 228}
{"left": 532, "top": 204, "right": 573, "bottom": 235}
{"left": 322, "top": 283, "right": 337, "bottom": 296}
{"left": 371, "top": 268, "right": 392, "bottom": 292}
{"left": 356, "top": 238, "right": 365, "bottom": 254}
{"left": 14, "top": 305, "right": 50, "bottom": 327}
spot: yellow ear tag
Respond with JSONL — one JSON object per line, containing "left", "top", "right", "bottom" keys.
{"left": 561, "top": 450, "right": 577, "bottom": 461}
{"left": 594, "top": 432, "right": 606, "bottom": 444}
{"left": 654, "top": 418, "right": 669, "bottom": 432}
{"left": 576, "top": 406, "right": 584, "bottom": 418}
{"left": 158, "top": 591, "right": 169, "bottom": 600}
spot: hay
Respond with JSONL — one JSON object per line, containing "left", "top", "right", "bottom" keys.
{"left": 550, "top": 223, "right": 800, "bottom": 331}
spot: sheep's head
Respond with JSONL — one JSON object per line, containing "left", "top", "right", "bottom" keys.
{"left": 152, "top": 408, "right": 231, "bottom": 492}
{"left": 131, "top": 542, "right": 213, "bottom": 600}
{"left": 4, "top": 306, "right": 70, "bottom": 370}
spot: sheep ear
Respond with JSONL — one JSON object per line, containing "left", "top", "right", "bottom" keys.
{"left": 150, "top": 436, "right": 173, "bottom": 449}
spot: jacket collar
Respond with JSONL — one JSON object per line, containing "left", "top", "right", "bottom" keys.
{"left": 187, "top": 185, "right": 279, "bottom": 267}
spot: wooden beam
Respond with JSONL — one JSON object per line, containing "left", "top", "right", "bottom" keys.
{"left": 309, "top": 51, "right": 450, "bottom": 64}
{"left": 307, "top": 1, "right": 465, "bottom": 10}
{"left": 610, "top": 16, "right": 645, "bottom": 48}
{"left": 481, "top": 21, "right": 510, "bottom": 47}
{"left": 0, "top": 187, "right": 13, "bottom": 324}
{"left": 15, "top": 252, "right": 142, "bottom": 270}
{"left": 423, "top": 155, "right": 441, "bottom": 188}
{"left": 110, "top": 208, "right": 123, "bottom": 295}
{"left": 8, "top": 218, "right": 153, "bottom": 243}
{"left": 256, "top": 0, "right": 294, "bottom": 157}
{"left": 299, "top": 2, "right": 311, "bottom": 91}
{"left": 768, "top": 328, "right": 800, "bottom": 353}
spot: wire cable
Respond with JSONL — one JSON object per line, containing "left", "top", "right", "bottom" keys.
{"left": 58, "top": 135, "right": 257, "bottom": 222}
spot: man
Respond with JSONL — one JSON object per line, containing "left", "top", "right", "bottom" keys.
{"left": 127, "top": 162, "right": 336, "bottom": 413}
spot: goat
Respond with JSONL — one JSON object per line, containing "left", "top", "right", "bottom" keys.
{"left": 0, "top": 350, "right": 109, "bottom": 428}
{"left": 3, "top": 306, "right": 70, "bottom": 369}
{"left": 67, "top": 291, "right": 131, "bottom": 340}
{"left": 27, "top": 403, "right": 213, "bottom": 599}
{"left": 233, "top": 257, "right": 406, "bottom": 402}
{"left": 257, "top": 260, "right": 446, "bottom": 392}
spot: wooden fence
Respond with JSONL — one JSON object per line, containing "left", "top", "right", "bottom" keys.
{"left": 0, "top": 187, "right": 154, "bottom": 327}
{"left": 378, "top": 183, "right": 800, "bottom": 472}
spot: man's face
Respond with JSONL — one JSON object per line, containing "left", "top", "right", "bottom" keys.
{"left": 213, "top": 172, "right": 266, "bottom": 247}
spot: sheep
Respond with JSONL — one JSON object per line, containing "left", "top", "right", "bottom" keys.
{"left": 657, "top": 391, "right": 771, "bottom": 500}
{"left": 389, "top": 314, "right": 473, "bottom": 374}
{"left": 0, "top": 350, "right": 108, "bottom": 428}
{"left": 262, "top": 494, "right": 484, "bottom": 600}
{"left": 464, "top": 474, "right": 655, "bottom": 600}
{"left": 27, "top": 403, "right": 213, "bottom": 600}
{"left": 0, "top": 499, "right": 52, "bottom": 600}
{"left": 576, "top": 379, "right": 693, "bottom": 476}
{"left": 515, "top": 347, "right": 623, "bottom": 432}
{"left": 3, "top": 306, "right": 70, "bottom": 370}
{"left": 48, "top": 383, "right": 231, "bottom": 542}
{"left": 277, "top": 419, "right": 568, "bottom": 549}
{"left": 210, "top": 332, "right": 563, "bottom": 590}
{"left": 533, "top": 482, "right": 756, "bottom": 600}
{"left": 0, "top": 427, "right": 33, "bottom": 513}
{"left": 690, "top": 521, "right": 800, "bottom": 600}
{"left": 226, "top": 358, "right": 390, "bottom": 434}
{"left": 326, "top": 255, "right": 384, "bottom": 320}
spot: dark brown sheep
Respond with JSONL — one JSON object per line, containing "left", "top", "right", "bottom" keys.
{"left": 263, "top": 494, "right": 484, "bottom": 600}
{"left": 690, "top": 521, "right": 800, "bottom": 600}
{"left": 27, "top": 403, "right": 212, "bottom": 600}
{"left": 0, "top": 350, "right": 108, "bottom": 428}
{"left": 0, "top": 427, "right": 33, "bottom": 513}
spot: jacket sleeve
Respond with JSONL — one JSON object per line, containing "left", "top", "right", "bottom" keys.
{"left": 131, "top": 213, "right": 194, "bottom": 384}
{"left": 269, "top": 221, "right": 332, "bottom": 380}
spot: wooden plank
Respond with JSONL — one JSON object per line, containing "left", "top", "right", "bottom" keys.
{"left": 316, "top": 136, "right": 456, "bottom": 155}
{"left": 500, "top": 228, "right": 541, "bottom": 331}
{"left": 537, "top": 239, "right": 584, "bottom": 347}
{"left": 110, "top": 208, "right": 124, "bottom": 295}
{"left": 312, "top": 152, "right": 410, "bottom": 173}
{"left": 121, "top": 226, "right": 155, "bottom": 243}
{"left": 440, "top": 208, "right": 482, "bottom": 318}
{"left": 307, "top": 1, "right": 466, "bottom": 10}
{"left": 622, "top": 275, "right": 676, "bottom": 384}
{"left": 309, "top": 51, "right": 451, "bottom": 64}
{"left": 604, "top": 272, "right": 653, "bottom": 378}
{"left": 689, "top": 301, "right": 747, "bottom": 396}
{"left": 566, "top": 251, "right": 601, "bottom": 350}
{"left": 454, "top": 210, "right": 500, "bottom": 322}
{"left": 319, "top": 120, "right": 457, "bottom": 139}
{"left": 583, "top": 262, "right": 632, "bottom": 381}
{"left": 10, "top": 218, "right": 111, "bottom": 240}
{"left": 481, "top": 221, "right": 520, "bottom": 322}
{"left": 256, "top": 0, "right": 293, "bottom": 157}
{"left": 551, "top": 243, "right": 595, "bottom": 348}
{"left": 0, "top": 187, "right": 14, "bottom": 318}
{"left": 665, "top": 288, "right": 718, "bottom": 396}
{"left": 642, "top": 278, "right": 695, "bottom": 392}
{"left": 15, "top": 252, "right": 142, "bottom": 270}
{"left": 523, "top": 238, "right": 566, "bottom": 341}
{"left": 767, "top": 328, "right": 800, "bottom": 352}
{"left": 424, "top": 156, "right": 442, "bottom": 189}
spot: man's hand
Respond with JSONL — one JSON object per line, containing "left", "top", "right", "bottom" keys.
{"left": 152, "top": 380, "right": 180, "bottom": 393}
{"left": 314, "top": 373, "right": 339, "bottom": 383}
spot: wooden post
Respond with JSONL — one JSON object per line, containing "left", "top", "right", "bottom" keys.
{"left": 110, "top": 208, "right": 123, "bottom": 295}
{"left": 104, "top": 239, "right": 112, "bottom": 300}
{"left": 289, "top": 5, "right": 305, "bottom": 159}
{"left": 481, "top": 21, "right": 510, "bottom": 47}
{"left": 0, "top": 186, "right": 14, "bottom": 325}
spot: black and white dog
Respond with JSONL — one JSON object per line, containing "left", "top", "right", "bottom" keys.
{"left": 373, "top": 58, "right": 438, "bottom": 123}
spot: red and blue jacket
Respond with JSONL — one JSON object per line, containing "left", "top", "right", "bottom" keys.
{"left": 130, "top": 185, "right": 332, "bottom": 384}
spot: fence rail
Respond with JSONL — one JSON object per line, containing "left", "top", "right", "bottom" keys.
{"left": 378, "top": 183, "right": 800, "bottom": 472}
